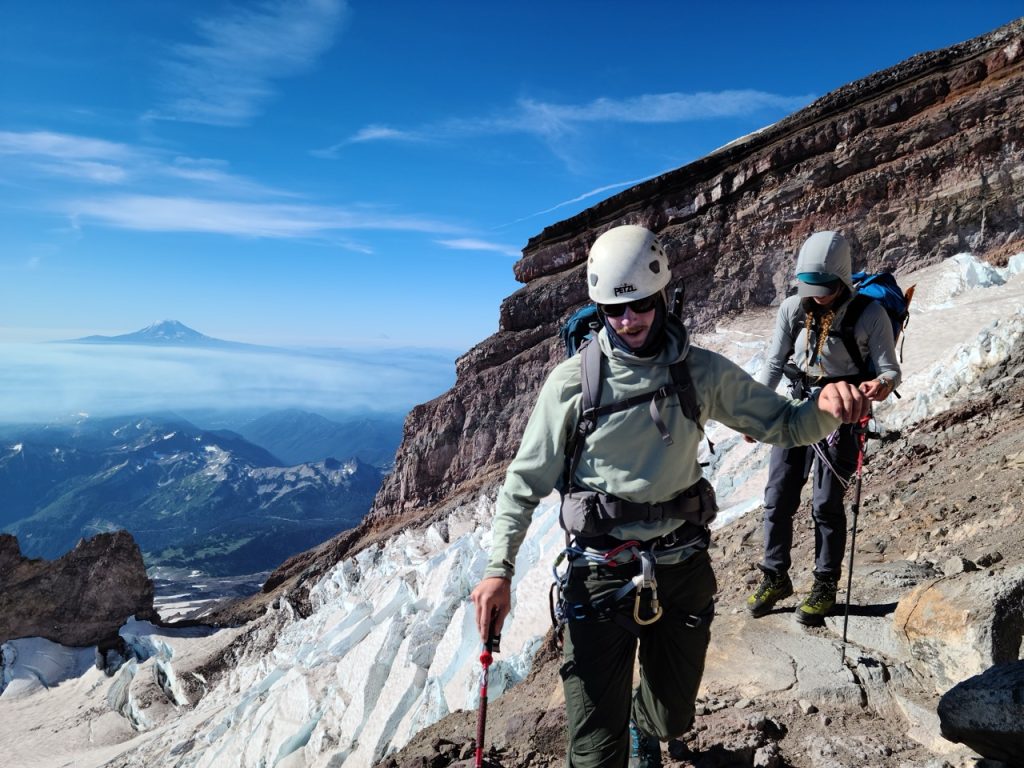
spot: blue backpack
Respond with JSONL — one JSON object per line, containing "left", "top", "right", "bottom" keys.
{"left": 851, "top": 271, "right": 912, "bottom": 341}
{"left": 559, "top": 304, "right": 601, "bottom": 357}
{"left": 838, "top": 271, "right": 914, "bottom": 375}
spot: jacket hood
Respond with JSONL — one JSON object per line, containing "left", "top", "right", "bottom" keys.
{"left": 795, "top": 231, "right": 853, "bottom": 293}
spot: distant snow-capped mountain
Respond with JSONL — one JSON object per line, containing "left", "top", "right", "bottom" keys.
{"left": 68, "top": 320, "right": 253, "bottom": 349}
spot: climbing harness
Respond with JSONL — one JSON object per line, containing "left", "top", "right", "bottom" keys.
{"left": 548, "top": 534, "right": 711, "bottom": 646}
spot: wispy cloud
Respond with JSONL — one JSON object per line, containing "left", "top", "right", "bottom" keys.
{"left": 0, "top": 130, "right": 136, "bottom": 161}
{"left": 500, "top": 171, "right": 673, "bottom": 228}
{"left": 3, "top": 130, "right": 463, "bottom": 244}
{"left": 38, "top": 160, "right": 129, "bottom": 184}
{"left": 68, "top": 195, "right": 462, "bottom": 238}
{"left": 337, "top": 89, "right": 816, "bottom": 148}
{"left": 348, "top": 125, "right": 420, "bottom": 144}
{"left": 150, "top": 0, "right": 347, "bottom": 127}
{"left": 1, "top": 130, "right": 293, "bottom": 197}
{"left": 161, "top": 156, "right": 298, "bottom": 198}
{"left": 311, "top": 124, "right": 425, "bottom": 158}
{"left": 0, "top": 130, "right": 139, "bottom": 186}
{"left": 436, "top": 238, "right": 521, "bottom": 258}
{"left": 517, "top": 91, "right": 814, "bottom": 127}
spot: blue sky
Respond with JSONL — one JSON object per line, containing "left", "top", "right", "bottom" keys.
{"left": 2, "top": 1, "right": 1021, "bottom": 350}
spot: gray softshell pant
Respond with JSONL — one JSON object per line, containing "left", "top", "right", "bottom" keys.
{"left": 559, "top": 550, "right": 716, "bottom": 768}
{"left": 760, "top": 422, "right": 858, "bottom": 578}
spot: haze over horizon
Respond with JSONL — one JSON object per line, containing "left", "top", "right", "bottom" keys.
{"left": 0, "top": 318, "right": 456, "bottom": 424}
{"left": 3, "top": 2, "right": 1021, "bottom": 352}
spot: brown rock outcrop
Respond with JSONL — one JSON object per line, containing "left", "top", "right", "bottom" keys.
{"left": 0, "top": 531, "right": 156, "bottom": 647}
{"left": 369, "top": 20, "right": 1024, "bottom": 535}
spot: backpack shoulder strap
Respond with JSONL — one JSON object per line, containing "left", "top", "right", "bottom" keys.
{"left": 579, "top": 337, "right": 603, "bottom": 416}
{"left": 836, "top": 293, "right": 871, "bottom": 374}
{"left": 564, "top": 339, "right": 604, "bottom": 487}
{"left": 670, "top": 359, "right": 715, "bottom": 454}
{"left": 670, "top": 359, "right": 700, "bottom": 425}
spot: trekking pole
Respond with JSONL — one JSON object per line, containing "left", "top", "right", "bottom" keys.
{"left": 841, "top": 412, "right": 871, "bottom": 663}
{"left": 475, "top": 609, "right": 501, "bottom": 768}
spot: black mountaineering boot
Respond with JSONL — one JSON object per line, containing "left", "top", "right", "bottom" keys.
{"left": 746, "top": 568, "right": 794, "bottom": 618}
{"left": 796, "top": 574, "right": 839, "bottom": 626}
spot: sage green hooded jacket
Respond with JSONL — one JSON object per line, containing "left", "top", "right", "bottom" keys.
{"left": 484, "top": 319, "right": 841, "bottom": 580}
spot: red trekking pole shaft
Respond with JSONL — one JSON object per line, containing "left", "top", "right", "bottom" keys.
{"left": 841, "top": 413, "right": 870, "bottom": 662}
{"left": 475, "top": 610, "right": 500, "bottom": 768}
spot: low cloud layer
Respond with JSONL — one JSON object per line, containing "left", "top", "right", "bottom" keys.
{"left": 0, "top": 343, "right": 455, "bottom": 423}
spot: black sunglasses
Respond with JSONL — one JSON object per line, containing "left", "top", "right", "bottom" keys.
{"left": 599, "top": 296, "right": 658, "bottom": 317}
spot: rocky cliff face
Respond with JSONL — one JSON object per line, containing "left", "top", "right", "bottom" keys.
{"left": 0, "top": 531, "right": 156, "bottom": 647}
{"left": 369, "top": 20, "right": 1024, "bottom": 533}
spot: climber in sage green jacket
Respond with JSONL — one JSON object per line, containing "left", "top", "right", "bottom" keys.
{"left": 470, "top": 225, "right": 869, "bottom": 768}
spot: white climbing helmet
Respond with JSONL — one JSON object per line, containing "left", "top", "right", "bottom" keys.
{"left": 587, "top": 225, "right": 671, "bottom": 304}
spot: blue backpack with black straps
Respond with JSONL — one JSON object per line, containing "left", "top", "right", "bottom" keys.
{"left": 836, "top": 271, "right": 914, "bottom": 382}
{"left": 850, "top": 271, "right": 911, "bottom": 343}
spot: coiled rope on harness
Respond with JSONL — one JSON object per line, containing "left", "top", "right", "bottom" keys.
{"left": 783, "top": 362, "right": 879, "bottom": 490}
{"left": 809, "top": 413, "right": 877, "bottom": 491}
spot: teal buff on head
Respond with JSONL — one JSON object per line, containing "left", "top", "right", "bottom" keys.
{"left": 603, "top": 295, "right": 668, "bottom": 357}
{"left": 798, "top": 272, "right": 839, "bottom": 285}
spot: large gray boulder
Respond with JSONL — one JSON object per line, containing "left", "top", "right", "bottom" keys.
{"left": 892, "top": 565, "right": 1024, "bottom": 693}
{"left": 0, "top": 531, "right": 156, "bottom": 647}
{"left": 938, "top": 661, "right": 1024, "bottom": 764}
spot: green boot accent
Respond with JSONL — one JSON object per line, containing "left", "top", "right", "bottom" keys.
{"left": 628, "top": 720, "right": 662, "bottom": 768}
{"left": 796, "top": 575, "right": 839, "bottom": 626}
{"left": 746, "top": 569, "right": 794, "bottom": 618}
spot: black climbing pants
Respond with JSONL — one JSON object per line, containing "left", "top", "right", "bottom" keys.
{"left": 760, "top": 422, "right": 859, "bottom": 579}
{"left": 559, "top": 550, "right": 717, "bottom": 768}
